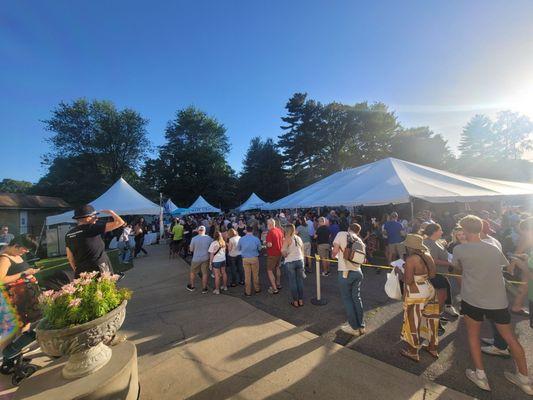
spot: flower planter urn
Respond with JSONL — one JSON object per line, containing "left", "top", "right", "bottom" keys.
{"left": 35, "top": 300, "right": 127, "bottom": 379}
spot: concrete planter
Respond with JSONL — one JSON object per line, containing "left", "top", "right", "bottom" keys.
{"left": 36, "top": 300, "right": 127, "bottom": 379}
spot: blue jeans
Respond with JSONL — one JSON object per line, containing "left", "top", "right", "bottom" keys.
{"left": 118, "top": 241, "right": 131, "bottom": 263}
{"left": 285, "top": 260, "right": 304, "bottom": 301}
{"left": 338, "top": 270, "right": 365, "bottom": 329}
{"left": 228, "top": 255, "right": 244, "bottom": 285}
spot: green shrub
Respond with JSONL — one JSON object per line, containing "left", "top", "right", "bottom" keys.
{"left": 38, "top": 272, "right": 131, "bottom": 330}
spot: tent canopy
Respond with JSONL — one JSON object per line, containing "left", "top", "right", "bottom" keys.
{"left": 264, "top": 158, "right": 533, "bottom": 210}
{"left": 46, "top": 178, "right": 161, "bottom": 225}
{"left": 181, "top": 196, "right": 221, "bottom": 215}
{"left": 237, "top": 193, "right": 268, "bottom": 211}
{"left": 164, "top": 199, "right": 178, "bottom": 214}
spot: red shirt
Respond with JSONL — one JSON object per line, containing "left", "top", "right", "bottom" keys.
{"left": 266, "top": 227, "right": 284, "bottom": 256}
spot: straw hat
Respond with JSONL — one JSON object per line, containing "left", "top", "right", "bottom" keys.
{"left": 403, "top": 234, "right": 428, "bottom": 252}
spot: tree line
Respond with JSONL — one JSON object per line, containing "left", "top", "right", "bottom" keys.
{"left": 3, "top": 94, "right": 532, "bottom": 208}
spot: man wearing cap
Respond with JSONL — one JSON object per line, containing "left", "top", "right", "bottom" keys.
{"left": 188, "top": 225, "right": 213, "bottom": 293}
{"left": 0, "top": 226, "right": 14, "bottom": 245}
{"left": 65, "top": 205, "right": 125, "bottom": 277}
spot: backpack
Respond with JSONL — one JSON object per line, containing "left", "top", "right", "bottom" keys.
{"left": 343, "top": 233, "right": 366, "bottom": 264}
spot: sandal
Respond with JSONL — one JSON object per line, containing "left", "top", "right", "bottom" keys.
{"left": 422, "top": 345, "right": 439, "bottom": 359}
{"left": 400, "top": 349, "right": 419, "bottom": 362}
{"left": 290, "top": 301, "right": 300, "bottom": 308}
{"left": 298, "top": 300, "right": 304, "bottom": 307}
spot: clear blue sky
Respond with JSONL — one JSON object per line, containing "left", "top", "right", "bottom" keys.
{"left": 2, "top": 0, "right": 532, "bottom": 182}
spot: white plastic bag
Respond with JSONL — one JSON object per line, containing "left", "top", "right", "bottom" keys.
{"left": 384, "top": 271, "right": 402, "bottom": 300}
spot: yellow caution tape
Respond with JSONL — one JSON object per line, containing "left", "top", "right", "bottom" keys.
{"left": 304, "top": 255, "right": 527, "bottom": 285}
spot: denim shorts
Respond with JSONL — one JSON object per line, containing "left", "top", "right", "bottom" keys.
{"left": 212, "top": 261, "right": 225, "bottom": 269}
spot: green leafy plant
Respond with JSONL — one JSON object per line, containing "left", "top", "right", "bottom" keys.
{"left": 38, "top": 272, "right": 132, "bottom": 329}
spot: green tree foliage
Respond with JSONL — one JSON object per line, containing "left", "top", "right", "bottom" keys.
{"left": 390, "top": 127, "right": 454, "bottom": 169}
{"left": 143, "top": 106, "right": 236, "bottom": 208}
{"left": 0, "top": 179, "right": 33, "bottom": 194}
{"left": 278, "top": 93, "right": 399, "bottom": 189}
{"left": 32, "top": 99, "right": 151, "bottom": 205}
{"left": 239, "top": 137, "right": 287, "bottom": 202}
{"left": 459, "top": 111, "right": 533, "bottom": 160}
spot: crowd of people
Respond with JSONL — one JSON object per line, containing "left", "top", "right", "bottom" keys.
{"left": 0, "top": 202, "right": 531, "bottom": 394}
{"left": 162, "top": 205, "right": 532, "bottom": 395}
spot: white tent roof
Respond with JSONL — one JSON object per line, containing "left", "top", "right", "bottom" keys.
{"left": 264, "top": 158, "right": 533, "bottom": 209}
{"left": 238, "top": 193, "right": 268, "bottom": 211}
{"left": 182, "top": 196, "right": 221, "bottom": 215}
{"left": 164, "top": 199, "right": 178, "bottom": 214}
{"left": 46, "top": 178, "right": 161, "bottom": 225}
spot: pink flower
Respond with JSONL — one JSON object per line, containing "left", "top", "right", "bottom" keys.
{"left": 68, "top": 298, "right": 81, "bottom": 308}
{"left": 61, "top": 283, "right": 77, "bottom": 295}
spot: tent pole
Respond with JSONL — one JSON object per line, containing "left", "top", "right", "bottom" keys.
{"left": 410, "top": 199, "right": 414, "bottom": 220}
{"left": 159, "top": 193, "right": 164, "bottom": 238}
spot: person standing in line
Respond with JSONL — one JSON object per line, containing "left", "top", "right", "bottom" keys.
{"left": 315, "top": 217, "right": 331, "bottom": 276}
{"left": 187, "top": 226, "right": 213, "bottom": 294}
{"left": 227, "top": 228, "right": 244, "bottom": 286}
{"left": 399, "top": 234, "right": 439, "bottom": 362}
{"left": 332, "top": 222, "right": 366, "bottom": 336}
{"left": 65, "top": 205, "right": 125, "bottom": 277}
{"left": 237, "top": 226, "right": 262, "bottom": 296}
{"left": 282, "top": 224, "right": 305, "bottom": 308}
{"left": 383, "top": 212, "right": 405, "bottom": 265}
{"left": 453, "top": 215, "right": 532, "bottom": 395}
{"left": 208, "top": 231, "right": 228, "bottom": 295}
{"left": 296, "top": 218, "right": 312, "bottom": 273}
{"left": 265, "top": 219, "right": 284, "bottom": 294}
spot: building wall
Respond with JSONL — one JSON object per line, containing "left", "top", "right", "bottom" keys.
{"left": 0, "top": 209, "right": 67, "bottom": 237}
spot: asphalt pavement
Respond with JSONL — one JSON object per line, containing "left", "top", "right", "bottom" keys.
{"left": 214, "top": 254, "right": 533, "bottom": 400}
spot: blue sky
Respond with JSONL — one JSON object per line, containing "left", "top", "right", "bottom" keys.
{"left": 1, "top": 0, "right": 532, "bottom": 182}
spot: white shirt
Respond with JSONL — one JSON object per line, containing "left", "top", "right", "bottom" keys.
{"left": 284, "top": 236, "right": 304, "bottom": 263}
{"left": 333, "top": 231, "right": 366, "bottom": 271}
{"left": 119, "top": 227, "right": 132, "bottom": 242}
{"left": 208, "top": 241, "right": 226, "bottom": 263}
{"left": 228, "top": 236, "right": 241, "bottom": 257}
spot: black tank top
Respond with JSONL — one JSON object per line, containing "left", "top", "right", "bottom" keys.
{"left": 0, "top": 255, "right": 31, "bottom": 275}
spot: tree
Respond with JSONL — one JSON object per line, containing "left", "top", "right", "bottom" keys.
{"left": 278, "top": 93, "right": 399, "bottom": 190}
{"left": 459, "top": 114, "right": 496, "bottom": 159}
{"left": 0, "top": 179, "right": 33, "bottom": 194}
{"left": 43, "top": 99, "right": 150, "bottom": 180}
{"left": 32, "top": 99, "right": 151, "bottom": 205}
{"left": 390, "top": 127, "right": 454, "bottom": 169}
{"left": 239, "top": 137, "right": 286, "bottom": 202}
{"left": 143, "top": 106, "right": 236, "bottom": 208}
{"left": 459, "top": 112, "right": 533, "bottom": 160}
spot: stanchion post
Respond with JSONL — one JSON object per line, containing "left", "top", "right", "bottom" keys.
{"left": 311, "top": 255, "right": 328, "bottom": 306}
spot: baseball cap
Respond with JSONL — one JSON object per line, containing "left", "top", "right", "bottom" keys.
{"left": 73, "top": 204, "right": 98, "bottom": 219}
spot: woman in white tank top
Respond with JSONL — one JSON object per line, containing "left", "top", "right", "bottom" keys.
{"left": 282, "top": 224, "right": 305, "bottom": 308}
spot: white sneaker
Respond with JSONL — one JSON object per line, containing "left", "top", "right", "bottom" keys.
{"left": 504, "top": 371, "right": 533, "bottom": 395}
{"left": 481, "top": 337, "right": 495, "bottom": 346}
{"left": 444, "top": 305, "right": 460, "bottom": 317}
{"left": 340, "top": 323, "right": 359, "bottom": 335}
{"left": 481, "top": 345, "right": 510, "bottom": 357}
{"left": 212, "top": 289, "right": 220, "bottom": 295}
{"left": 221, "top": 286, "right": 228, "bottom": 292}
{"left": 466, "top": 369, "right": 491, "bottom": 391}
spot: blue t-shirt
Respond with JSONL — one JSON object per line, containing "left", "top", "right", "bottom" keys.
{"left": 238, "top": 234, "right": 262, "bottom": 258}
{"left": 383, "top": 220, "right": 404, "bottom": 244}
{"left": 190, "top": 234, "right": 213, "bottom": 262}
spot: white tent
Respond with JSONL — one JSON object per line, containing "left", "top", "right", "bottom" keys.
{"left": 237, "top": 193, "right": 268, "bottom": 211}
{"left": 164, "top": 199, "right": 178, "bottom": 214}
{"left": 46, "top": 178, "right": 161, "bottom": 225}
{"left": 182, "top": 196, "right": 221, "bottom": 215}
{"left": 264, "top": 158, "right": 533, "bottom": 209}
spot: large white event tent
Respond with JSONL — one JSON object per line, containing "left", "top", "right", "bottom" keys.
{"left": 182, "top": 195, "right": 221, "bottom": 215}
{"left": 46, "top": 178, "right": 161, "bottom": 225}
{"left": 264, "top": 157, "right": 533, "bottom": 209}
{"left": 237, "top": 193, "right": 269, "bottom": 211}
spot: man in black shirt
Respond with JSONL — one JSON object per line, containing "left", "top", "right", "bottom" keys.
{"left": 65, "top": 205, "right": 125, "bottom": 277}
{"left": 314, "top": 217, "right": 332, "bottom": 276}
